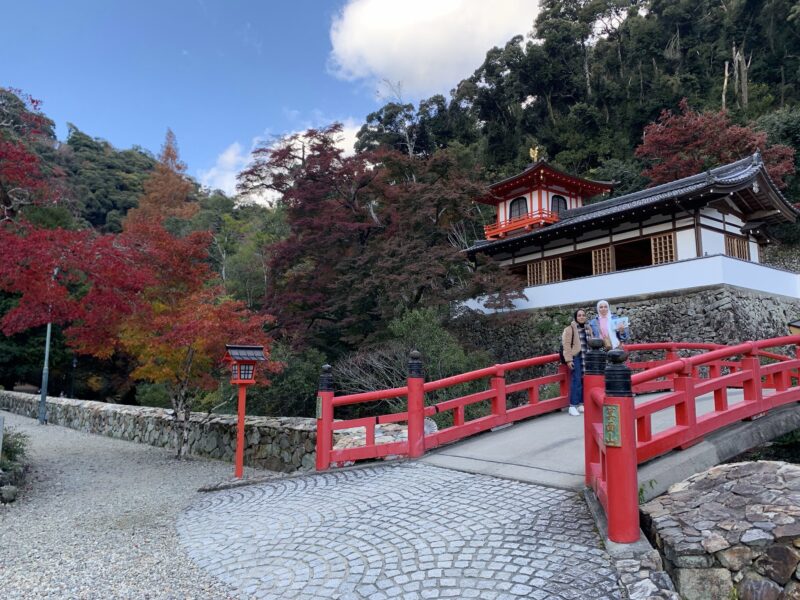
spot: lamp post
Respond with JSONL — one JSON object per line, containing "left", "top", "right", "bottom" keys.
{"left": 223, "top": 345, "right": 266, "bottom": 479}
{"left": 38, "top": 266, "right": 59, "bottom": 425}
{"left": 38, "top": 321, "right": 52, "bottom": 424}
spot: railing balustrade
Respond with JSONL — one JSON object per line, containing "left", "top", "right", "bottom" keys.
{"left": 316, "top": 352, "right": 569, "bottom": 471}
{"left": 316, "top": 335, "right": 800, "bottom": 544}
{"left": 585, "top": 335, "right": 800, "bottom": 542}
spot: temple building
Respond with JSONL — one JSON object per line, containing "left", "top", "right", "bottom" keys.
{"left": 466, "top": 152, "right": 800, "bottom": 311}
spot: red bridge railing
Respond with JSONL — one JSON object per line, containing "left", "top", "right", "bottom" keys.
{"left": 315, "top": 351, "right": 569, "bottom": 471}
{"left": 585, "top": 336, "right": 800, "bottom": 542}
{"left": 316, "top": 335, "right": 800, "bottom": 544}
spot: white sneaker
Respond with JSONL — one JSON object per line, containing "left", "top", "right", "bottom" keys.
{"left": 568, "top": 406, "right": 580, "bottom": 416}
{"left": 578, "top": 404, "right": 585, "bottom": 413}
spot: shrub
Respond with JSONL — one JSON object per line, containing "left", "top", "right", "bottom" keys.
{"left": 333, "top": 308, "right": 493, "bottom": 427}
{"left": 1, "top": 427, "right": 28, "bottom": 465}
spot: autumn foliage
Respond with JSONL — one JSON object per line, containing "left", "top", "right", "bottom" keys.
{"left": 239, "top": 125, "right": 523, "bottom": 351}
{"left": 0, "top": 88, "right": 64, "bottom": 221}
{"left": 635, "top": 99, "right": 796, "bottom": 188}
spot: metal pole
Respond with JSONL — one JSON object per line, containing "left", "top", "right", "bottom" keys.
{"left": 38, "top": 321, "right": 52, "bottom": 424}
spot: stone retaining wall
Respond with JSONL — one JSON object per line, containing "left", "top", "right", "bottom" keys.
{"left": 451, "top": 284, "right": 800, "bottom": 364}
{"left": 0, "top": 391, "right": 316, "bottom": 472}
{"left": 641, "top": 461, "right": 800, "bottom": 600}
{"left": 764, "top": 244, "right": 800, "bottom": 274}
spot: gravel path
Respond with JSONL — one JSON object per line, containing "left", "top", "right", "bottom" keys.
{"left": 0, "top": 410, "right": 275, "bottom": 599}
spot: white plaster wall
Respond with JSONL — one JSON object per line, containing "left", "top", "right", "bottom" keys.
{"left": 676, "top": 229, "right": 697, "bottom": 260}
{"left": 750, "top": 240, "right": 760, "bottom": 264}
{"left": 702, "top": 228, "right": 726, "bottom": 256}
{"left": 464, "top": 255, "right": 800, "bottom": 313}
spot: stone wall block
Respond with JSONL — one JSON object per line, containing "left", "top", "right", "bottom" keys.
{"left": 738, "top": 571, "right": 782, "bottom": 600}
{"left": 755, "top": 545, "right": 800, "bottom": 585}
{"left": 0, "top": 391, "right": 316, "bottom": 472}
{"left": 674, "top": 568, "right": 733, "bottom": 600}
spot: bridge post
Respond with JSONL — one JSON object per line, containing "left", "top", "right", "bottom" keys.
{"left": 315, "top": 364, "right": 334, "bottom": 471}
{"left": 407, "top": 350, "right": 425, "bottom": 458}
{"left": 604, "top": 349, "right": 639, "bottom": 544}
{"left": 741, "top": 346, "right": 765, "bottom": 419}
{"left": 491, "top": 367, "right": 507, "bottom": 422}
{"left": 584, "top": 338, "right": 606, "bottom": 487}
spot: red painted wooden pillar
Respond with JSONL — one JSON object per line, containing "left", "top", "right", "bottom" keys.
{"left": 235, "top": 383, "right": 247, "bottom": 479}
{"left": 583, "top": 338, "right": 607, "bottom": 488}
{"left": 559, "top": 362, "right": 570, "bottom": 401}
{"left": 491, "top": 367, "right": 507, "bottom": 421}
{"left": 407, "top": 350, "right": 425, "bottom": 458}
{"left": 315, "top": 364, "right": 334, "bottom": 471}
{"left": 604, "top": 349, "right": 640, "bottom": 544}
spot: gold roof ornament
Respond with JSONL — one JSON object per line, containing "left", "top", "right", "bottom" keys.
{"left": 529, "top": 146, "right": 540, "bottom": 162}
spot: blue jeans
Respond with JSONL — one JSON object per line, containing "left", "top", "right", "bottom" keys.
{"left": 569, "top": 353, "right": 584, "bottom": 407}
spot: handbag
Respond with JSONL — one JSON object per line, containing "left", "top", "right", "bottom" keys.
{"left": 559, "top": 326, "right": 576, "bottom": 364}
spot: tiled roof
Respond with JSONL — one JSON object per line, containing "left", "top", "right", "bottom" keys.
{"left": 225, "top": 345, "right": 266, "bottom": 361}
{"left": 469, "top": 153, "right": 796, "bottom": 254}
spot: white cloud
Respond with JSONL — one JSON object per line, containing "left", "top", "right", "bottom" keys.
{"left": 337, "top": 118, "right": 361, "bottom": 156}
{"left": 328, "top": 0, "right": 539, "bottom": 99}
{"left": 197, "top": 119, "right": 362, "bottom": 202}
{"left": 198, "top": 142, "right": 248, "bottom": 196}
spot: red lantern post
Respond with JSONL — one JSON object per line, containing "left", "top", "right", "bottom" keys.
{"left": 223, "top": 345, "right": 266, "bottom": 479}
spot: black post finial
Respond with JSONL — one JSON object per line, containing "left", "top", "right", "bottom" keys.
{"left": 408, "top": 350, "right": 424, "bottom": 379}
{"left": 605, "top": 349, "right": 632, "bottom": 397}
{"left": 584, "top": 337, "right": 607, "bottom": 376}
{"left": 318, "top": 364, "right": 333, "bottom": 392}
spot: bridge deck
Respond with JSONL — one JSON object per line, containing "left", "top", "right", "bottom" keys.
{"left": 422, "top": 388, "right": 800, "bottom": 500}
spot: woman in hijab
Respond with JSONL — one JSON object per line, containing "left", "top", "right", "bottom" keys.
{"left": 589, "top": 300, "right": 629, "bottom": 350}
{"left": 562, "top": 308, "right": 593, "bottom": 416}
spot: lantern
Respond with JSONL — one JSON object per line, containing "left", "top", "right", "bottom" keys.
{"left": 222, "top": 345, "right": 266, "bottom": 478}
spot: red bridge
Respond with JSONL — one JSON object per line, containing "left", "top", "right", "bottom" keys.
{"left": 315, "top": 335, "right": 800, "bottom": 543}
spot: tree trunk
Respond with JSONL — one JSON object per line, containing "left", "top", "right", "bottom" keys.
{"left": 722, "top": 61, "right": 729, "bottom": 110}
{"left": 545, "top": 93, "right": 556, "bottom": 125}
{"left": 581, "top": 40, "right": 592, "bottom": 99}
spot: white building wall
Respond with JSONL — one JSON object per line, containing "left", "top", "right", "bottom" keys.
{"left": 676, "top": 229, "right": 697, "bottom": 260}
{"left": 750, "top": 241, "right": 760, "bottom": 264}
{"left": 464, "top": 255, "right": 800, "bottom": 313}
{"left": 702, "top": 228, "right": 726, "bottom": 256}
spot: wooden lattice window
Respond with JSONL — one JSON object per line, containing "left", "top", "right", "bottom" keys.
{"left": 592, "top": 246, "right": 613, "bottom": 274}
{"left": 725, "top": 235, "right": 750, "bottom": 260}
{"left": 651, "top": 233, "right": 676, "bottom": 265}
{"left": 528, "top": 257, "right": 562, "bottom": 286}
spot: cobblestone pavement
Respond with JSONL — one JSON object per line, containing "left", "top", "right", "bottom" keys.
{"left": 178, "top": 462, "right": 622, "bottom": 599}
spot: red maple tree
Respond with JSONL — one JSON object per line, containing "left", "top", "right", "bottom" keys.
{"left": 0, "top": 88, "right": 64, "bottom": 221}
{"left": 635, "top": 99, "right": 795, "bottom": 188}
{"left": 239, "top": 124, "right": 524, "bottom": 351}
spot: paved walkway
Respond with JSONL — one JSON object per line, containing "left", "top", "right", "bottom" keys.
{"left": 421, "top": 388, "right": 769, "bottom": 492}
{"left": 2, "top": 410, "right": 622, "bottom": 599}
{"left": 178, "top": 462, "right": 621, "bottom": 599}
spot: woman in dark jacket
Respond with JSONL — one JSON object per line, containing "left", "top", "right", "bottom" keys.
{"left": 561, "top": 308, "right": 593, "bottom": 416}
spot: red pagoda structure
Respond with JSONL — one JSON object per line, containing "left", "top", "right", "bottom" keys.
{"left": 478, "top": 150, "right": 613, "bottom": 240}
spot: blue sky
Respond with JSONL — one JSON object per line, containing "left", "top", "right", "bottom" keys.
{"left": 2, "top": 1, "right": 539, "bottom": 194}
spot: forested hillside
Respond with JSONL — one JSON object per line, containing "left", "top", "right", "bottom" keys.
{"left": 2, "top": 0, "right": 800, "bottom": 417}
